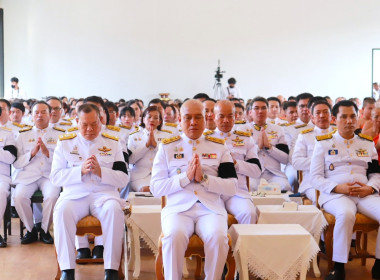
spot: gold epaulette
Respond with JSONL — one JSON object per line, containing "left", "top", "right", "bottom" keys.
{"left": 205, "top": 135, "right": 225, "bottom": 145}
{"left": 253, "top": 124, "right": 267, "bottom": 131}
{"left": 53, "top": 127, "right": 66, "bottom": 132}
{"left": 279, "top": 122, "right": 295, "bottom": 127}
{"left": 130, "top": 128, "right": 140, "bottom": 135}
{"left": 102, "top": 133, "right": 119, "bottom": 141}
{"left": 0, "top": 126, "right": 12, "bottom": 132}
{"left": 358, "top": 133, "right": 373, "bottom": 142}
{"left": 59, "top": 133, "right": 77, "bottom": 141}
{"left": 19, "top": 127, "right": 33, "bottom": 133}
{"left": 119, "top": 124, "right": 132, "bottom": 130}
{"left": 63, "top": 117, "right": 75, "bottom": 121}
{"left": 294, "top": 123, "right": 308, "bottom": 129}
{"left": 234, "top": 130, "right": 251, "bottom": 137}
{"left": 67, "top": 127, "right": 78, "bottom": 132}
{"left": 316, "top": 134, "right": 333, "bottom": 141}
{"left": 162, "top": 135, "right": 181, "bottom": 144}
{"left": 161, "top": 129, "right": 173, "bottom": 134}
{"left": 301, "top": 128, "right": 314, "bottom": 134}
{"left": 203, "top": 130, "right": 214, "bottom": 136}
{"left": 165, "top": 122, "right": 178, "bottom": 128}
{"left": 235, "top": 120, "right": 246, "bottom": 124}
{"left": 59, "top": 121, "right": 72, "bottom": 126}
{"left": 12, "top": 122, "right": 24, "bottom": 128}
{"left": 106, "top": 125, "right": 121, "bottom": 132}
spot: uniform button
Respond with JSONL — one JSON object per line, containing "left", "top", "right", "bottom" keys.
{"left": 150, "top": 158, "right": 153, "bottom": 161}
{"left": 192, "top": 147, "right": 196, "bottom": 151}
{"left": 194, "top": 191, "right": 197, "bottom": 195}
{"left": 349, "top": 162, "right": 352, "bottom": 165}
{"left": 350, "top": 171, "right": 353, "bottom": 174}
{"left": 347, "top": 145, "right": 350, "bottom": 148}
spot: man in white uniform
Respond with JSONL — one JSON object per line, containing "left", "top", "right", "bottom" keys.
{"left": 310, "top": 100, "right": 380, "bottom": 280}
{"left": 150, "top": 99, "right": 238, "bottom": 280}
{"left": 51, "top": 104, "right": 129, "bottom": 280}
{"left": 212, "top": 100, "right": 262, "bottom": 224}
{"left": 292, "top": 99, "right": 336, "bottom": 203}
{"left": 13, "top": 101, "right": 63, "bottom": 244}
{"left": 0, "top": 106, "right": 17, "bottom": 248}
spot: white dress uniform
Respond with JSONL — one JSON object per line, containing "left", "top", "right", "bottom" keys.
{"left": 207, "top": 128, "right": 262, "bottom": 224}
{"left": 128, "top": 127, "right": 172, "bottom": 192}
{"left": 249, "top": 122, "right": 291, "bottom": 191}
{"left": 310, "top": 132, "right": 380, "bottom": 263}
{"left": 13, "top": 126, "right": 63, "bottom": 233}
{"left": 51, "top": 132, "right": 129, "bottom": 270}
{"left": 162, "top": 122, "right": 181, "bottom": 136}
{"left": 232, "top": 121, "right": 252, "bottom": 134}
{"left": 49, "top": 120, "right": 75, "bottom": 131}
{"left": 0, "top": 127, "right": 17, "bottom": 226}
{"left": 292, "top": 126, "right": 336, "bottom": 202}
{"left": 150, "top": 134, "right": 238, "bottom": 280}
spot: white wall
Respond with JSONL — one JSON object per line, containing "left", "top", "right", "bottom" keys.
{"left": 1, "top": 0, "right": 380, "bottom": 103}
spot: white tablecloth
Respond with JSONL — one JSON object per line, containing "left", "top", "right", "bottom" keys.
{"left": 125, "top": 205, "right": 162, "bottom": 255}
{"left": 126, "top": 192, "right": 162, "bottom": 206}
{"left": 229, "top": 224, "right": 320, "bottom": 280}
{"left": 251, "top": 193, "right": 303, "bottom": 206}
{"left": 257, "top": 205, "right": 328, "bottom": 240}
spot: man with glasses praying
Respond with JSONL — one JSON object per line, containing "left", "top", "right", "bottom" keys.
{"left": 47, "top": 96, "right": 75, "bottom": 132}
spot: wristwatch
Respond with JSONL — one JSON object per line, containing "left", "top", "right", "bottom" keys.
{"left": 201, "top": 174, "right": 209, "bottom": 184}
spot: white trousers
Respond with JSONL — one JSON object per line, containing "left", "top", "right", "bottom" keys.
{"left": 323, "top": 195, "right": 380, "bottom": 263}
{"left": 161, "top": 203, "right": 229, "bottom": 280}
{"left": 0, "top": 182, "right": 10, "bottom": 230}
{"left": 53, "top": 194, "right": 124, "bottom": 270}
{"left": 33, "top": 203, "right": 43, "bottom": 224}
{"left": 14, "top": 177, "right": 60, "bottom": 232}
{"left": 225, "top": 196, "right": 257, "bottom": 224}
{"left": 304, "top": 188, "right": 316, "bottom": 205}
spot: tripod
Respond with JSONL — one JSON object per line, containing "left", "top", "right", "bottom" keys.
{"left": 213, "top": 80, "right": 224, "bottom": 100}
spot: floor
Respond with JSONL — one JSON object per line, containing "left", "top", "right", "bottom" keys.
{"left": 0, "top": 218, "right": 377, "bottom": 280}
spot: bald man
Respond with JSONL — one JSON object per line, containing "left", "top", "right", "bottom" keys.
{"left": 150, "top": 99, "right": 238, "bottom": 280}
{"left": 211, "top": 100, "right": 262, "bottom": 224}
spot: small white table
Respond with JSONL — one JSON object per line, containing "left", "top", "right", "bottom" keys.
{"left": 257, "top": 205, "right": 328, "bottom": 278}
{"left": 229, "top": 224, "right": 320, "bottom": 280}
{"left": 126, "top": 192, "right": 161, "bottom": 206}
{"left": 251, "top": 192, "right": 303, "bottom": 205}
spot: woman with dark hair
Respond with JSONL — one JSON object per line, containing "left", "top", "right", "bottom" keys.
{"left": 128, "top": 106, "right": 172, "bottom": 192}
{"left": 126, "top": 99, "right": 142, "bottom": 126}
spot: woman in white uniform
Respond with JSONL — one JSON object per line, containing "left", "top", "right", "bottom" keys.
{"left": 128, "top": 106, "right": 172, "bottom": 192}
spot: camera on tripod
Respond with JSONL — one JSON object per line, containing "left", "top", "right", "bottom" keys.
{"left": 214, "top": 60, "right": 225, "bottom": 83}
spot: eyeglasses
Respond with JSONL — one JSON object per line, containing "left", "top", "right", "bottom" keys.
{"left": 52, "top": 107, "right": 62, "bottom": 112}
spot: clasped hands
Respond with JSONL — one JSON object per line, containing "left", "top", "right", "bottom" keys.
{"left": 145, "top": 126, "right": 157, "bottom": 148}
{"left": 334, "top": 181, "right": 374, "bottom": 198}
{"left": 81, "top": 155, "right": 102, "bottom": 177}
{"left": 187, "top": 154, "right": 204, "bottom": 183}
{"left": 30, "top": 137, "right": 49, "bottom": 159}
{"left": 257, "top": 127, "right": 271, "bottom": 150}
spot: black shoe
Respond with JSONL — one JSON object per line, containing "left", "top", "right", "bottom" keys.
{"left": 11, "top": 206, "right": 19, "bottom": 218}
{"left": 104, "top": 269, "right": 118, "bottom": 280}
{"left": 373, "top": 262, "right": 380, "bottom": 279}
{"left": 40, "top": 229, "right": 54, "bottom": 244}
{"left": 60, "top": 269, "right": 75, "bottom": 280}
{"left": 76, "top": 248, "right": 91, "bottom": 259}
{"left": 21, "top": 227, "right": 38, "bottom": 244}
{"left": 0, "top": 235, "right": 7, "bottom": 248}
{"left": 350, "top": 239, "right": 356, "bottom": 248}
{"left": 92, "top": 245, "right": 104, "bottom": 259}
{"left": 325, "top": 269, "right": 345, "bottom": 280}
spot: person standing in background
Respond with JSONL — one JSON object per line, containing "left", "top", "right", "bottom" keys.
{"left": 4, "top": 77, "right": 27, "bottom": 100}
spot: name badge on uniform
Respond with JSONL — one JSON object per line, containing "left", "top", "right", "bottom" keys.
{"left": 174, "top": 153, "right": 184, "bottom": 159}
{"left": 328, "top": 149, "right": 338, "bottom": 155}
{"left": 202, "top": 153, "right": 217, "bottom": 159}
{"left": 46, "top": 137, "right": 56, "bottom": 145}
{"left": 356, "top": 149, "right": 368, "bottom": 157}
{"left": 70, "top": 145, "right": 79, "bottom": 155}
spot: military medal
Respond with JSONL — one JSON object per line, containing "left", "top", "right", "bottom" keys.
{"left": 202, "top": 153, "right": 217, "bottom": 159}
{"left": 329, "top": 163, "right": 334, "bottom": 171}
{"left": 177, "top": 168, "right": 181, "bottom": 174}
{"left": 174, "top": 153, "right": 184, "bottom": 159}
{"left": 356, "top": 149, "right": 368, "bottom": 157}
{"left": 328, "top": 149, "right": 338, "bottom": 155}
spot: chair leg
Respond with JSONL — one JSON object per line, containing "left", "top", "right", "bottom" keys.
{"left": 194, "top": 256, "right": 202, "bottom": 278}
{"left": 155, "top": 247, "right": 164, "bottom": 280}
{"left": 225, "top": 253, "right": 236, "bottom": 280}
{"left": 55, "top": 249, "right": 61, "bottom": 280}
{"left": 362, "top": 233, "right": 368, "bottom": 266}
{"left": 20, "top": 219, "right": 24, "bottom": 239}
{"left": 118, "top": 244, "right": 125, "bottom": 280}
{"left": 325, "top": 227, "right": 334, "bottom": 272}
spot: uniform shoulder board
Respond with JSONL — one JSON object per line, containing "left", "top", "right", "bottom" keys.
{"left": 130, "top": 128, "right": 140, "bottom": 135}
{"left": 106, "top": 125, "right": 121, "bottom": 132}
{"left": 53, "top": 126, "right": 66, "bottom": 132}
{"left": 63, "top": 117, "right": 75, "bottom": 121}
{"left": 59, "top": 121, "right": 72, "bottom": 126}
{"left": 358, "top": 133, "right": 373, "bottom": 142}
{"left": 19, "top": 127, "right": 33, "bottom": 133}
{"left": 102, "top": 133, "right": 119, "bottom": 141}
{"left": 165, "top": 122, "right": 178, "bottom": 128}
{"left": 59, "top": 133, "right": 77, "bottom": 141}
{"left": 301, "top": 128, "right": 314, "bottom": 134}
{"left": 294, "top": 123, "right": 307, "bottom": 129}
{"left": 12, "top": 122, "right": 24, "bottom": 128}
{"left": 0, "top": 126, "right": 12, "bottom": 132}
{"left": 234, "top": 120, "right": 246, "bottom": 124}
{"left": 234, "top": 130, "right": 251, "bottom": 137}
{"left": 119, "top": 124, "right": 132, "bottom": 130}
{"left": 203, "top": 130, "right": 214, "bottom": 136}
{"left": 316, "top": 134, "right": 333, "bottom": 141}
{"left": 278, "top": 123, "right": 287, "bottom": 126}
{"left": 162, "top": 135, "right": 181, "bottom": 144}
{"left": 205, "top": 135, "right": 225, "bottom": 145}
{"left": 161, "top": 129, "right": 173, "bottom": 134}
{"left": 67, "top": 127, "right": 78, "bottom": 132}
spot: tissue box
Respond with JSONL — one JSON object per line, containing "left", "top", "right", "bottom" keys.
{"left": 282, "top": 201, "right": 298, "bottom": 211}
{"left": 258, "top": 179, "right": 281, "bottom": 195}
